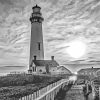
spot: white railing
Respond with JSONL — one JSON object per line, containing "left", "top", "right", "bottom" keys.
{"left": 19, "top": 79, "right": 69, "bottom": 100}
{"left": 99, "top": 87, "right": 100, "bottom": 99}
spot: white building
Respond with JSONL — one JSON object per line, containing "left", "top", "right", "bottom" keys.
{"left": 29, "top": 56, "right": 59, "bottom": 74}
{"left": 78, "top": 67, "right": 100, "bottom": 77}
{"left": 57, "top": 66, "right": 72, "bottom": 74}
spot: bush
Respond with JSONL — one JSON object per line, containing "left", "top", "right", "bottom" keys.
{"left": 0, "top": 74, "right": 62, "bottom": 99}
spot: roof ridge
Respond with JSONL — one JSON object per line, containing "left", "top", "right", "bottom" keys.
{"left": 33, "top": 59, "right": 59, "bottom": 66}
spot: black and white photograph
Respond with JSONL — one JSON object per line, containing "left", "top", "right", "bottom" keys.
{"left": 0, "top": 0, "right": 100, "bottom": 100}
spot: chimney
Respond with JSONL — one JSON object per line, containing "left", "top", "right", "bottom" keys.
{"left": 34, "top": 55, "right": 37, "bottom": 60}
{"left": 51, "top": 56, "right": 54, "bottom": 60}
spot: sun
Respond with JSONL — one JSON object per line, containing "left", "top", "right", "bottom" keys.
{"left": 67, "top": 40, "right": 86, "bottom": 58}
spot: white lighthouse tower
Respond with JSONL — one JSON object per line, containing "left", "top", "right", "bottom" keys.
{"left": 29, "top": 5, "right": 44, "bottom": 73}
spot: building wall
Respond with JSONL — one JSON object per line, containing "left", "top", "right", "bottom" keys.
{"left": 78, "top": 70, "right": 98, "bottom": 77}
{"left": 36, "top": 66, "right": 46, "bottom": 73}
{"left": 32, "top": 66, "right": 58, "bottom": 74}
{"left": 57, "top": 69, "right": 71, "bottom": 74}
{"left": 49, "top": 67, "right": 57, "bottom": 73}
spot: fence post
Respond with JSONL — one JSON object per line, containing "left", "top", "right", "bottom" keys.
{"left": 99, "top": 87, "right": 100, "bottom": 99}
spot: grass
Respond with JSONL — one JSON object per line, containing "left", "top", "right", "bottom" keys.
{"left": 0, "top": 74, "right": 64, "bottom": 99}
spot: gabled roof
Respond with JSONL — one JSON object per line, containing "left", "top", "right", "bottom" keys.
{"left": 57, "top": 66, "right": 72, "bottom": 74}
{"left": 78, "top": 68, "right": 100, "bottom": 73}
{"left": 31, "top": 60, "right": 59, "bottom": 67}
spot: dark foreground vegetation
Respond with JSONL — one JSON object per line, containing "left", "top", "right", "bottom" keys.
{"left": 75, "top": 75, "right": 90, "bottom": 85}
{"left": 54, "top": 81, "right": 73, "bottom": 100}
{"left": 76, "top": 75, "right": 100, "bottom": 100}
{"left": 0, "top": 74, "right": 64, "bottom": 100}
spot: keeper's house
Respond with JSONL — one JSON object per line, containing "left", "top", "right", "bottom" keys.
{"left": 28, "top": 56, "right": 59, "bottom": 74}
{"left": 57, "top": 66, "right": 72, "bottom": 75}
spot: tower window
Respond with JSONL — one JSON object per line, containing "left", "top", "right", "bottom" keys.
{"left": 38, "top": 42, "right": 40, "bottom": 50}
{"left": 35, "top": 67, "right": 36, "bottom": 71}
{"left": 33, "top": 67, "right": 36, "bottom": 72}
{"left": 33, "top": 67, "right": 34, "bottom": 72}
{"left": 39, "top": 69, "right": 42, "bottom": 72}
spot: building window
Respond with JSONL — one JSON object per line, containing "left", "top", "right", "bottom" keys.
{"left": 33, "top": 67, "right": 34, "bottom": 72}
{"left": 38, "top": 42, "right": 40, "bottom": 50}
{"left": 33, "top": 67, "right": 36, "bottom": 72}
{"left": 39, "top": 69, "right": 42, "bottom": 72}
{"left": 35, "top": 67, "right": 36, "bottom": 71}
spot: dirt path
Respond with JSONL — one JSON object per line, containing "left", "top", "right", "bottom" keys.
{"left": 63, "top": 85, "right": 94, "bottom": 100}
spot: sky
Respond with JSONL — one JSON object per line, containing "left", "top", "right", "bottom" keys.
{"left": 0, "top": 0, "right": 100, "bottom": 74}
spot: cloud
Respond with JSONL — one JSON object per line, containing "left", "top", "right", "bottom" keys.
{"left": 0, "top": 0, "right": 100, "bottom": 72}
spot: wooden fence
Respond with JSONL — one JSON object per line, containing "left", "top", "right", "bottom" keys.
{"left": 92, "top": 84, "right": 100, "bottom": 99}
{"left": 18, "top": 79, "right": 68, "bottom": 100}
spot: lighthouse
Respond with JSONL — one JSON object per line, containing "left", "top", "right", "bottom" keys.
{"left": 28, "top": 5, "right": 59, "bottom": 74}
{"left": 29, "top": 5, "right": 44, "bottom": 72}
